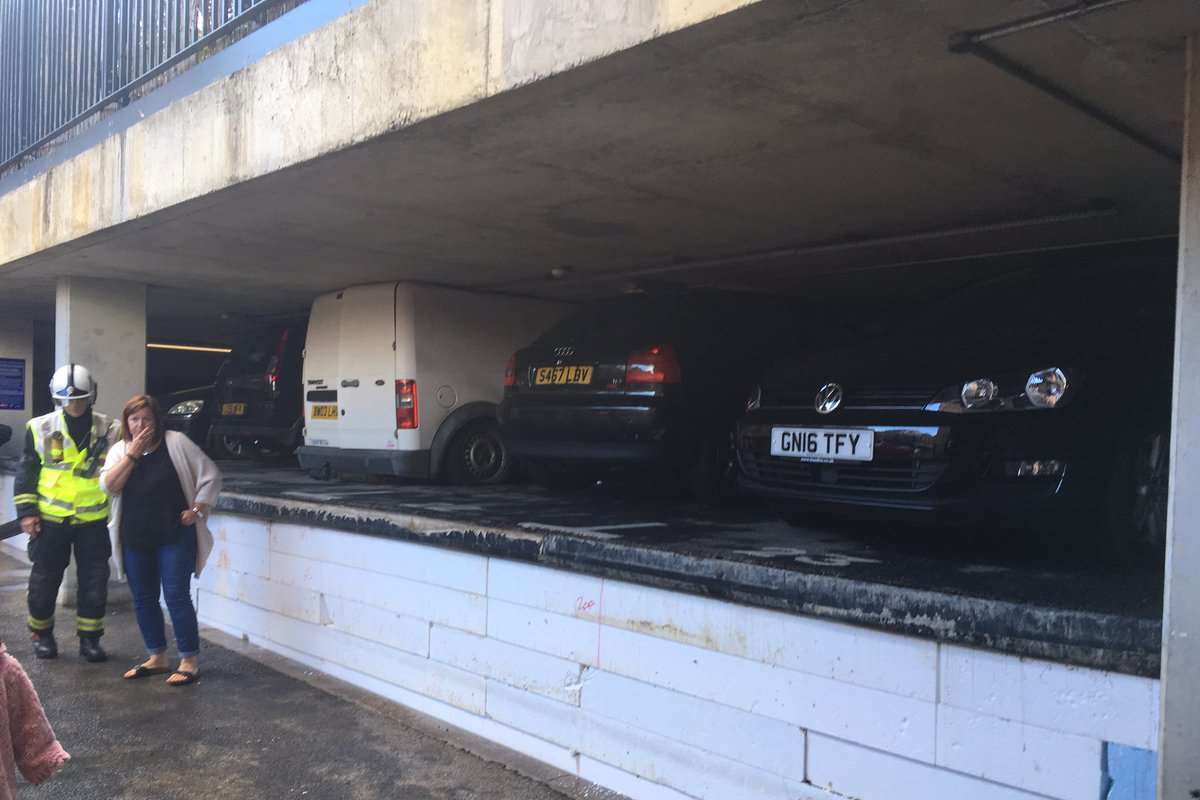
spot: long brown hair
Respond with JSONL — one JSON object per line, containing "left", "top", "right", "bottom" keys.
{"left": 121, "top": 395, "right": 164, "bottom": 446}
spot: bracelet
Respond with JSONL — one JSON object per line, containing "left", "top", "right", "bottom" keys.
{"left": 191, "top": 506, "right": 205, "bottom": 519}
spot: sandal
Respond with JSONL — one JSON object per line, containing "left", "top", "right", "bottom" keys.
{"left": 167, "top": 669, "right": 200, "bottom": 687}
{"left": 123, "top": 664, "right": 172, "bottom": 680}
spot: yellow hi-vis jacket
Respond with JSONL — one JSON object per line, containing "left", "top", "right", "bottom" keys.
{"left": 16, "top": 410, "right": 121, "bottom": 525}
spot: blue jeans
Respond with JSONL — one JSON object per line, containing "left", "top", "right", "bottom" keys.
{"left": 123, "top": 529, "right": 199, "bottom": 658}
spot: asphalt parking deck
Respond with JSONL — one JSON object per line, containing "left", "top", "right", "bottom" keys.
{"left": 0, "top": 551, "right": 604, "bottom": 800}
{"left": 215, "top": 463, "right": 1164, "bottom": 677}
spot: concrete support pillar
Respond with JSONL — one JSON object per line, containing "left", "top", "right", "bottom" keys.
{"left": 55, "top": 277, "right": 147, "bottom": 418}
{"left": 53, "top": 277, "right": 145, "bottom": 605}
{"left": 0, "top": 319, "right": 34, "bottom": 459}
{"left": 1159, "top": 34, "right": 1200, "bottom": 800}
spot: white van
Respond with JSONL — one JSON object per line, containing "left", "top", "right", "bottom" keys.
{"left": 297, "top": 283, "right": 566, "bottom": 484}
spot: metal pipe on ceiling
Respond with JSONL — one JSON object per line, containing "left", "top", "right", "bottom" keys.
{"left": 949, "top": 0, "right": 1181, "bottom": 165}
{"left": 949, "top": 0, "right": 1138, "bottom": 48}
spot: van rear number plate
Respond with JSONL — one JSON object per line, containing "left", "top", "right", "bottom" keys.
{"left": 535, "top": 366, "right": 593, "bottom": 386}
{"left": 311, "top": 404, "right": 338, "bottom": 419}
{"left": 222, "top": 403, "right": 246, "bottom": 416}
{"left": 770, "top": 427, "right": 874, "bottom": 462}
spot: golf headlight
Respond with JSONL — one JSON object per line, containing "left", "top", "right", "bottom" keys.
{"left": 1025, "top": 368, "right": 1068, "bottom": 409}
{"left": 168, "top": 399, "right": 205, "bottom": 416}
{"left": 961, "top": 378, "right": 997, "bottom": 409}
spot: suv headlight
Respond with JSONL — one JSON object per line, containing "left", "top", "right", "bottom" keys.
{"left": 168, "top": 399, "right": 205, "bottom": 416}
{"left": 927, "top": 367, "right": 1075, "bottom": 413}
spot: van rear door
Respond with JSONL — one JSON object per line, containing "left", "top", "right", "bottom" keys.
{"left": 302, "top": 293, "right": 342, "bottom": 449}
{"left": 337, "top": 284, "right": 398, "bottom": 451}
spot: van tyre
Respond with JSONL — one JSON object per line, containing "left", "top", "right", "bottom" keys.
{"left": 445, "top": 421, "right": 511, "bottom": 485}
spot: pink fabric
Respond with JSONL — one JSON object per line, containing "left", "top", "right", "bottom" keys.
{"left": 0, "top": 644, "right": 69, "bottom": 798}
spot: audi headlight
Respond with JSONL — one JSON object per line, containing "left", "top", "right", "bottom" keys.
{"left": 1025, "top": 367, "right": 1068, "bottom": 409}
{"left": 168, "top": 399, "right": 205, "bottom": 416}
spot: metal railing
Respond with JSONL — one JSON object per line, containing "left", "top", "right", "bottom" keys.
{"left": 0, "top": 0, "right": 295, "bottom": 173}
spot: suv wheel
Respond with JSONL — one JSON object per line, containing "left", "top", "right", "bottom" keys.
{"left": 445, "top": 421, "right": 511, "bottom": 485}
{"left": 213, "top": 434, "right": 247, "bottom": 460}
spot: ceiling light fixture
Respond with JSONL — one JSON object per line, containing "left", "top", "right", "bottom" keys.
{"left": 146, "top": 343, "right": 232, "bottom": 354}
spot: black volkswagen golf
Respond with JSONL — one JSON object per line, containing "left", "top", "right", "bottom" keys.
{"left": 736, "top": 244, "right": 1176, "bottom": 557}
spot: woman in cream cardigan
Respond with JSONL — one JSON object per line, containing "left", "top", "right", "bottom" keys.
{"left": 100, "top": 395, "right": 222, "bottom": 686}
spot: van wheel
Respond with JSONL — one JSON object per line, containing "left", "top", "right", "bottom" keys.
{"left": 445, "top": 421, "right": 511, "bottom": 485}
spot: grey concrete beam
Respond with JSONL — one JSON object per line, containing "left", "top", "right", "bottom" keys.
{"left": 1159, "top": 33, "right": 1200, "bottom": 800}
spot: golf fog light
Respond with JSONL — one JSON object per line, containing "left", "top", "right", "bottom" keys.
{"left": 1025, "top": 367, "right": 1068, "bottom": 408}
{"left": 168, "top": 399, "right": 205, "bottom": 416}
{"left": 1014, "top": 460, "right": 1065, "bottom": 478}
{"left": 961, "top": 378, "right": 998, "bottom": 409}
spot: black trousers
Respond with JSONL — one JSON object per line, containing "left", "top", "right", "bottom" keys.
{"left": 27, "top": 519, "right": 111, "bottom": 638}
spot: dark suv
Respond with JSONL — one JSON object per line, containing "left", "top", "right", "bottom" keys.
{"left": 499, "top": 289, "right": 796, "bottom": 497}
{"left": 736, "top": 244, "right": 1176, "bottom": 556}
{"left": 207, "top": 317, "right": 307, "bottom": 458}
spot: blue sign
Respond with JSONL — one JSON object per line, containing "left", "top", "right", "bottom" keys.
{"left": 0, "top": 358, "right": 25, "bottom": 411}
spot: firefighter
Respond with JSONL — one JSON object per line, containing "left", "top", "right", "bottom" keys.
{"left": 13, "top": 364, "right": 121, "bottom": 662}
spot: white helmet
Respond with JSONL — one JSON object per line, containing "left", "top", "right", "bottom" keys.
{"left": 49, "top": 364, "right": 97, "bottom": 405}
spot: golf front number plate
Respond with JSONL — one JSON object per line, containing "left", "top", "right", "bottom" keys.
{"left": 770, "top": 427, "right": 874, "bottom": 463}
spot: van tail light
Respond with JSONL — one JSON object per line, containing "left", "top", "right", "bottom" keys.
{"left": 396, "top": 379, "right": 418, "bottom": 429}
{"left": 264, "top": 328, "right": 289, "bottom": 393}
{"left": 504, "top": 354, "right": 517, "bottom": 388}
{"left": 626, "top": 345, "right": 681, "bottom": 386}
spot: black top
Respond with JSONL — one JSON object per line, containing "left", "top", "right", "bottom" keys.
{"left": 64, "top": 410, "right": 92, "bottom": 454}
{"left": 120, "top": 445, "right": 190, "bottom": 550}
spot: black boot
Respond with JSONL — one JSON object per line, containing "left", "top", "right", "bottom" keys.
{"left": 78, "top": 637, "right": 107, "bottom": 663}
{"left": 31, "top": 631, "right": 57, "bottom": 660}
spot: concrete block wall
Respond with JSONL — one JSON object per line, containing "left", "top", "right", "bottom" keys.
{"left": 192, "top": 511, "right": 1161, "bottom": 800}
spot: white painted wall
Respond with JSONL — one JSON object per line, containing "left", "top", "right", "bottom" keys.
{"left": 55, "top": 277, "right": 145, "bottom": 421}
{"left": 196, "top": 512, "right": 1161, "bottom": 800}
{"left": 0, "top": 320, "right": 33, "bottom": 458}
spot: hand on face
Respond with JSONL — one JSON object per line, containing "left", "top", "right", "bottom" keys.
{"left": 127, "top": 407, "right": 157, "bottom": 454}
{"left": 130, "top": 428, "right": 153, "bottom": 455}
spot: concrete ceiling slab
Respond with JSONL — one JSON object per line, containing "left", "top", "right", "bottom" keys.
{"left": 1, "top": 0, "right": 1194, "bottom": 341}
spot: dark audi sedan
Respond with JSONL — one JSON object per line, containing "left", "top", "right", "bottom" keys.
{"left": 736, "top": 247, "right": 1176, "bottom": 557}
{"left": 500, "top": 289, "right": 794, "bottom": 498}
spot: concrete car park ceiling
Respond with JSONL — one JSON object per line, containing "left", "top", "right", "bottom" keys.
{"left": 1, "top": 0, "right": 1196, "bottom": 335}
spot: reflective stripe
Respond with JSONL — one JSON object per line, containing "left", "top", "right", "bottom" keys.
{"left": 13, "top": 493, "right": 38, "bottom": 505}
{"left": 75, "top": 617, "right": 104, "bottom": 632}
{"left": 41, "top": 461, "right": 72, "bottom": 471}
{"left": 42, "top": 497, "right": 72, "bottom": 510}
{"left": 27, "top": 615, "right": 54, "bottom": 631}
{"left": 74, "top": 502, "right": 108, "bottom": 514}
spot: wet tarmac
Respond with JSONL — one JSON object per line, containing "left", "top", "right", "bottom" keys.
{"left": 0, "top": 551, "right": 601, "bottom": 800}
